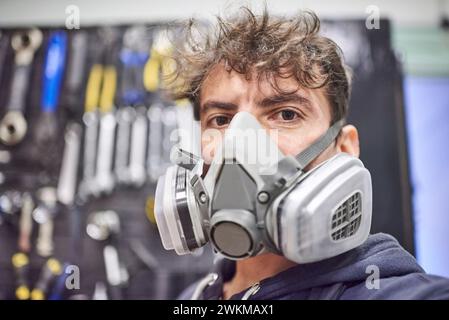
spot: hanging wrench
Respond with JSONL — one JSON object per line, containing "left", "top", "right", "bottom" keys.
{"left": 128, "top": 106, "right": 148, "bottom": 187}
{"left": 18, "top": 192, "right": 34, "bottom": 253}
{"left": 94, "top": 28, "right": 120, "bottom": 194}
{"left": 0, "top": 28, "right": 42, "bottom": 146}
{"left": 35, "top": 31, "right": 68, "bottom": 149}
{"left": 79, "top": 63, "right": 102, "bottom": 200}
{"left": 64, "top": 31, "right": 88, "bottom": 117}
{"left": 95, "top": 112, "right": 116, "bottom": 193}
{"left": 114, "top": 107, "right": 134, "bottom": 184}
{"left": 55, "top": 123, "right": 83, "bottom": 264}
{"left": 80, "top": 111, "right": 99, "bottom": 199}
{"left": 161, "top": 104, "right": 179, "bottom": 169}
{"left": 147, "top": 102, "right": 163, "bottom": 182}
{"left": 33, "top": 187, "right": 58, "bottom": 257}
{"left": 57, "top": 123, "right": 82, "bottom": 206}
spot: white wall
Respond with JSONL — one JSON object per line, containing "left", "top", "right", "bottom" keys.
{"left": 0, "top": 0, "right": 448, "bottom": 27}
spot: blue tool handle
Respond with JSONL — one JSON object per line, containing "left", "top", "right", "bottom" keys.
{"left": 119, "top": 49, "right": 149, "bottom": 106}
{"left": 41, "top": 31, "right": 67, "bottom": 113}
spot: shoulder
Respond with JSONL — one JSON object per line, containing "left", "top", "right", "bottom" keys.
{"left": 341, "top": 272, "right": 449, "bottom": 300}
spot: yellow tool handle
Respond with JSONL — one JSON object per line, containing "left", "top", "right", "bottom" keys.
{"left": 84, "top": 64, "right": 103, "bottom": 113}
{"left": 99, "top": 65, "right": 117, "bottom": 113}
{"left": 143, "top": 49, "right": 161, "bottom": 93}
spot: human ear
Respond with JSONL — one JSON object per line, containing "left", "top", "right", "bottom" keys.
{"left": 336, "top": 124, "right": 360, "bottom": 157}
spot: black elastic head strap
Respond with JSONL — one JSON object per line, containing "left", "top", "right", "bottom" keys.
{"left": 295, "top": 119, "right": 346, "bottom": 170}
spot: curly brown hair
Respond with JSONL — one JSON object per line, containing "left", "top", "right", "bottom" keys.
{"left": 167, "top": 7, "right": 352, "bottom": 124}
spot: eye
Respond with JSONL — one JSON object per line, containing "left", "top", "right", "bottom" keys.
{"left": 208, "top": 115, "right": 232, "bottom": 128}
{"left": 280, "top": 110, "right": 297, "bottom": 121}
{"left": 271, "top": 109, "right": 301, "bottom": 122}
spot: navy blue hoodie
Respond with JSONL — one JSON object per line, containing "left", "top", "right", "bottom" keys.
{"left": 178, "top": 233, "right": 449, "bottom": 300}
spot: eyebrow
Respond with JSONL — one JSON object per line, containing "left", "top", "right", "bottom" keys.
{"left": 201, "top": 100, "right": 238, "bottom": 114}
{"left": 258, "top": 93, "right": 313, "bottom": 111}
{"left": 200, "top": 93, "right": 314, "bottom": 114}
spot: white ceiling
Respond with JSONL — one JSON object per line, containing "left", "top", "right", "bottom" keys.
{"left": 0, "top": 0, "right": 448, "bottom": 27}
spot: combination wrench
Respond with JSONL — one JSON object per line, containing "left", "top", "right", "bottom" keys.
{"left": 33, "top": 187, "right": 58, "bottom": 258}
{"left": 64, "top": 31, "right": 88, "bottom": 117}
{"left": 17, "top": 192, "right": 34, "bottom": 253}
{"left": 0, "top": 29, "right": 42, "bottom": 145}
{"left": 79, "top": 63, "right": 102, "bottom": 200}
{"left": 57, "top": 123, "right": 82, "bottom": 206}
{"left": 93, "top": 27, "right": 120, "bottom": 195}
{"left": 127, "top": 106, "right": 148, "bottom": 187}
{"left": 57, "top": 123, "right": 83, "bottom": 265}
{"left": 147, "top": 102, "right": 163, "bottom": 182}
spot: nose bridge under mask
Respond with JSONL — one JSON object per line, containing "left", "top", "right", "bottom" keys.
{"left": 203, "top": 112, "right": 285, "bottom": 192}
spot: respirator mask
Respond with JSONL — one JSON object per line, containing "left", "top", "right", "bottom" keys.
{"left": 154, "top": 111, "right": 372, "bottom": 264}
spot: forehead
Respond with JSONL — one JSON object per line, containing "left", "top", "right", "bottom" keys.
{"left": 199, "top": 63, "right": 332, "bottom": 119}
{"left": 200, "top": 63, "right": 297, "bottom": 99}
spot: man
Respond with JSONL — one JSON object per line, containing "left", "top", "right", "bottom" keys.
{"left": 165, "top": 8, "right": 449, "bottom": 300}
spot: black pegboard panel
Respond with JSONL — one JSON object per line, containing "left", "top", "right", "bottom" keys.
{"left": 0, "top": 25, "right": 214, "bottom": 300}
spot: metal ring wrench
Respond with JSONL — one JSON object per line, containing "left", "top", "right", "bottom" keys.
{"left": 127, "top": 106, "right": 148, "bottom": 187}
{"left": 57, "top": 123, "right": 82, "bottom": 206}
{"left": 79, "top": 64, "right": 102, "bottom": 200}
{"left": 18, "top": 192, "right": 35, "bottom": 253}
{"left": 0, "top": 28, "right": 42, "bottom": 146}
{"left": 147, "top": 102, "right": 163, "bottom": 182}
{"left": 147, "top": 102, "right": 179, "bottom": 183}
{"left": 33, "top": 187, "right": 58, "bottom": 258}
{"left": 94, "top": 27, "right": 121, "bottom": 195}
{"left": 64, "top": 31, "right": 88, "bottom": 117}
{"left": 55, "top": 123, "right": 82, "bottom": 279}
